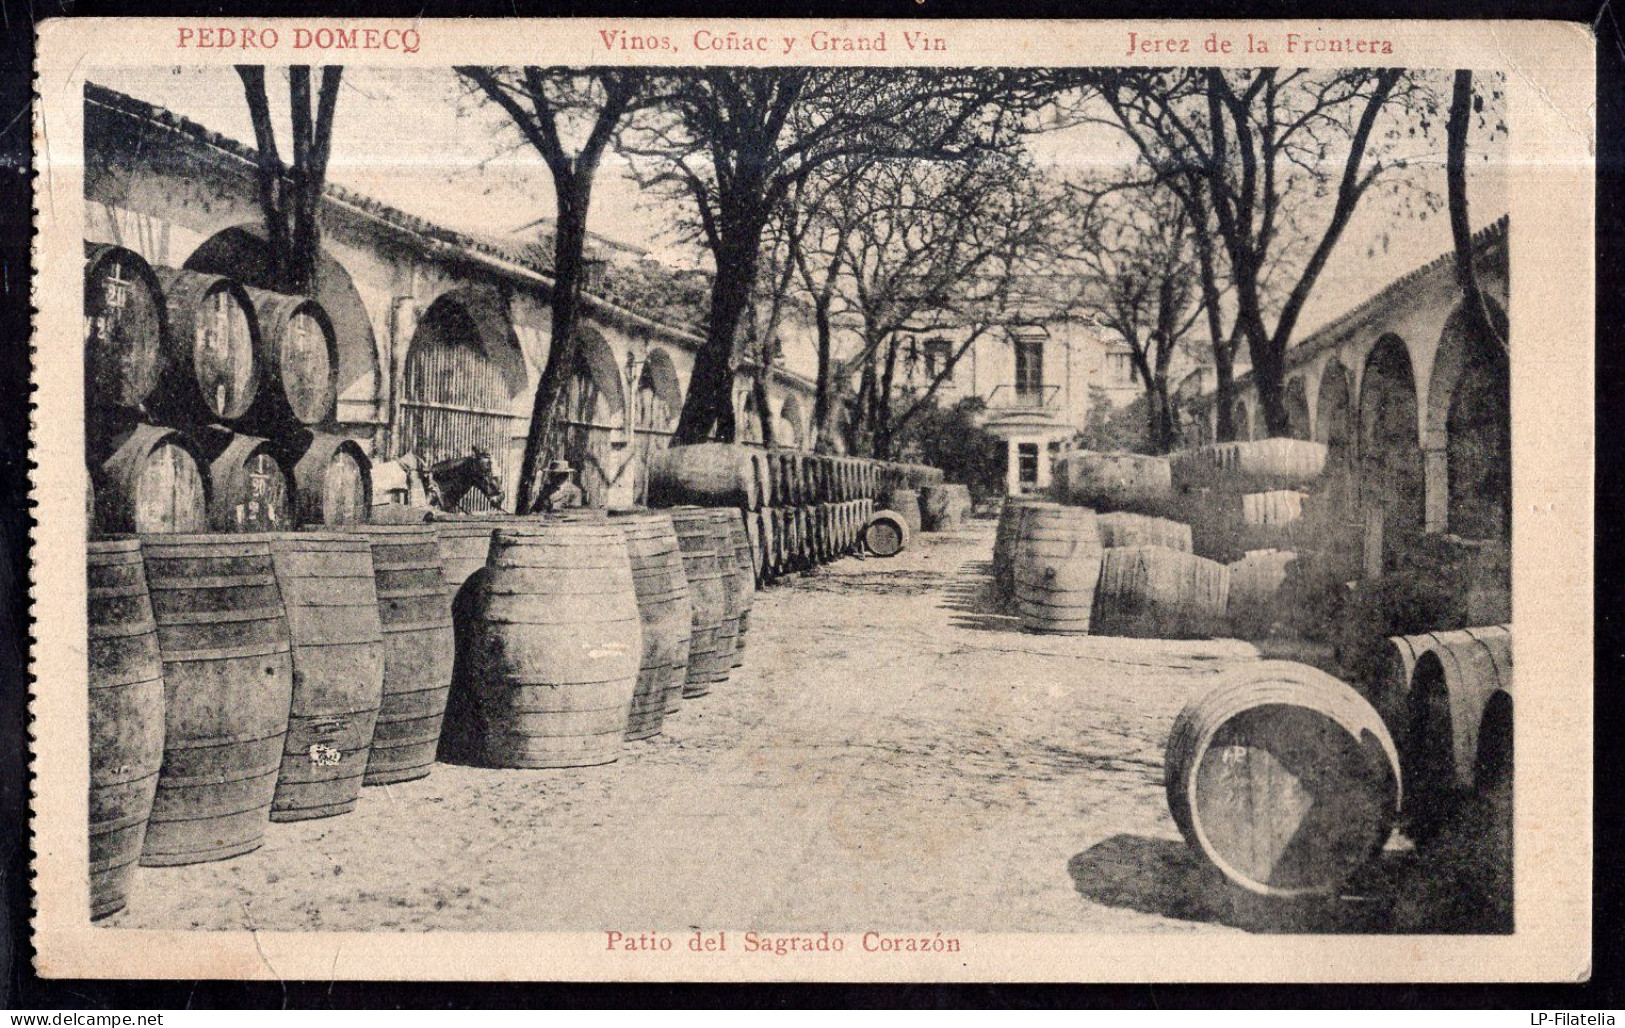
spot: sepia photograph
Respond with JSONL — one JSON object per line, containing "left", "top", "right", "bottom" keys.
{"left": 26, "top": 18, "right": 1593, "bottom": 983}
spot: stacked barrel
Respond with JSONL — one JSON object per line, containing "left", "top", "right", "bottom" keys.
{"left": 85, "top": 244, "right": 369, "bottom": 540}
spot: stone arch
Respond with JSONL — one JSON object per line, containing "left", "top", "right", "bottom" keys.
{"left": 182, "top": 223, "right": 380, "bottom": 417}
{"left": 779, "top": 394, "right": 807, "bottom": 450}
{"left": 1284, "top": 376, "right": 1312, "bottom": 441}
{"left": 737, "top": 388, "right": 765, "bottom": 446}
{"left": 552, "top": 323, "right": 627, "bottom": 507}
{"left": 1314, "top": 359, "right": 1358, "bottom": 514}
{"left": 1358, "top": 333, "right": 1424, "bottom": 543}
{"left": 630, "top": 346, "right": 681, "bottom": 505}
{"left": 1424, "top": 301, "right": 1509, "bottom": 538}
{"left": 397, "top": 287, "right": 530, "bottom": 511}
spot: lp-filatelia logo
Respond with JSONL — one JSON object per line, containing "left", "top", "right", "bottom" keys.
{"left": 1530, "top": 1016, "right": 1616, "bottom": 1025}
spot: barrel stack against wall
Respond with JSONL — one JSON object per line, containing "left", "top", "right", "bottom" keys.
{"left": 609, "top": 509, "right": 694, "bottom": 741}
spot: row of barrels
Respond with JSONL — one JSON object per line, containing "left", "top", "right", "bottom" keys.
{"left": 646, "top": 443, "right": 947, "bottom": 514}
{"left": 87, "top": 507, "right": 757, "bottom": 920}
{"left": 1163, "top": 625, "right": 1512, "bottom": 899}
{"left": 86, "top": 242, "right": 341, "bottom": 440}
{"left": 747, "top": 500, "right": 876, "bottom": 580}
{"left": 992, "top": 500, "right": 1230, "bottom": 639}
{"left": 90, "top": 421, "right": 371, "bottom": 535}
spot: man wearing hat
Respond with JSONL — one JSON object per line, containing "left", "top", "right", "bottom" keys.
{"left": 537, "top": 458, "right": 583, "bottom": 512}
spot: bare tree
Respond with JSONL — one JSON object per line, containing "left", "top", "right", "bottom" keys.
{"left": 1445, "top": 70, "right": 1508, "bottom": 353}
{"left": 837, "top": 154, "right": 1070, "bottom": 458}
{"left": 620, "top": 68, "right": 1054, "bottom": 445}
{"left": 235, "top": 65, "right": 342, "bottom": 296}
{"left": 457, "top": 66, "right": 652, "bottom": 512}
{"left": 1070, "top": 181, "right": 1204, "bottom": 454}
{"left": 1087, "top": 68, "right": 1435, "bottom": 438}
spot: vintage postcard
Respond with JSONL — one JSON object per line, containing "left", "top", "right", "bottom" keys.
{"left": 30, "top": 18, "right": 1593, "bottom": 981}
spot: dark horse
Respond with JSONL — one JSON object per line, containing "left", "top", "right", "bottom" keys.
{"left": 419, "top": 447, "right": 505, "bottom": 512}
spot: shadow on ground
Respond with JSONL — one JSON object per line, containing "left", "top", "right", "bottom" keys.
{"left": 940, "top": 560, "right": 1028, "bottom": 633}
{"left": 1069, "top": 818, "right": 1511, "bottom": 935}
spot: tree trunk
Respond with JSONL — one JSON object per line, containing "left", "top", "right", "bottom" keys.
{"left": 1446, "top": 70, "right": 1507, "bottom": 354}
{"left": 1213, "top": 350, "right": 1236, "bottom": 442}
{"left": 673, "top": 232, "right": 757, "bottom": 444}
{"left": 810, "top": 292, "right": 835, "bottom": 450}
{"left": 1247, "top": 310, "right": 1291, "bottom": 438}
{"left": 752, "top": 365, "right": 776, "bottom": 448}
{"left": 515, "top": 177, "right": 591, "bottom": 512}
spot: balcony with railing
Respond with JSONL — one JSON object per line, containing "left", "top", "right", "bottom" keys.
{"left": 986, "top": 383, "right": 1062, "bottom": 410}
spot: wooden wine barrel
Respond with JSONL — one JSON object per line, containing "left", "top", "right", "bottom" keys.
{"left": 1053, "top": 451, "right": 1175, "bottom": 518}
{"left": 94, "top": 424, "right": 210, "bottom": 535}
{"left": 1169, "top": 439, "right": 1328, "bottom": 495}
{"left": 139, "top": 534, "right": 293, "bottom": 866}
{"left": 284, "top": 431, "right": 371, "bottom": 527}
{"left": 85, "top": 243, "right": 167, "bottom": 418}
{"left": 243, "top": 287, "right": 339, "bottom": 428}
{"left": 199, "top": 430, "right": 293, "bottom": 533}
{"left": 994, "top": 499, "right": 1056, "bottom": 606}
{"left": 1014, "top": 506, "right": 1103, "bottom": 635}
{"left": 863, "top": 510, "right": 910, "bottom": 558}
{"left": 151, "top": 267, "right": 261, "bottom": 423}
{"left": 1096, "top": 511, "right": 1192, "bottom": 552}
{"left": 435, "top": 523, "right": 497, "bottom": 594}
{"left": 86, "top": 539, "right": 165, "bottom": 918}
{"left": 670, "top": 508, "right": 730, "bottom": 702}
{"left": 1165, "top": 661, "right": 1401, "bottom": 897}
{"left": 647, "top": 444, "right": 758, "bottom": 510}
{"left": 702, "top": 509, "right": 744, "bottom": 681}
{"left": 464, "top": 524, "right": 642, "bottom": 768}
{"left": 723, "top": 510, "right": 755, "bottom": 665}
{"left": 1091, "top": 545, "right": 1230, "bottom": 639}
{"left": 347, "top": 526, "right": 455, "bottom": 785}
{"left": 608, "top": 510, "right": 694, "bottom": 740}
{"left": 267, "top": 533, "right": 385, "bottom": 821}
{"left": 1225, "top": 549, "right": 1298, "bottom": 639}
{"left": 883, "top": 488, "right": 922, "bottom": 536}
{"left": 1402, "top": 625, "right": 1513, "bottom": 841}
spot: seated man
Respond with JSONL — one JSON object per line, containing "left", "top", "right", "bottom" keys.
{"left": 538, "top": 458, "right": 583, "bottom": 512}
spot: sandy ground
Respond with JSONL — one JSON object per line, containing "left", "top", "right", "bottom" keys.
{"left": 114, "top": 520, "right": 1502, "bottom": 935}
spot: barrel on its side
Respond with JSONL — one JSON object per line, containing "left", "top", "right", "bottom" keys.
{"left": 1402, "top": 625, "right": 1513, "bottom": 841}
{"left": 1096, "top": 511, "right": 1192, "bottom": 552}
{"left": 199, "top": 430, "right": 293, "bottom": 533}
{"left": 284, "top": 431, "right": 371, "bottom": 527}
{"left": 670, "top": 508, "right": 729, "bottom": 700}
{"left": 1014, "top": 506, "right": 1103, "bottom": 635}
{"left": 268, "top": 533, "right": 385, "bottom": 821}
{"left": 1165, "top": 661, "right": 1401, "bottom": 897}
{"left": 862, "top": 510, "right": 910, "bottom": 558}
{"left": 151, "top": 267, "right": 262, "bottom": 424}
{"left": 647, "top": 444, "right": 758, "bottom": 510}
{"left": 243, "top": 288, "right": 339, "bottom": 429}
{"left": 1169, "top": 439, "right": 1327, "bottom": 495}
{"left": 609, "top": 510, "right": 694, "bottom": 741}
{"left": 351, "top": 526, "right": 455, "bottom": 785}
{"left": 85, "top": 243, "right": 167, "bottom": 423}
{"left": 139, "top": 535, "right": 293, "bottom": 866}
{"left": 1054, "top": 451, "right": 1175, "bottom": 518}
{"left": 87, "top": 539, "right": 165, "bottom": 919}
{"left": 94, "top": 424, "right": 210, "bottom": 535}
{"left": 1091, "top": 545, "right": 1229, "bottom": 639}
{"left": 465, "top": 525, "right": 642, "bottom": 768}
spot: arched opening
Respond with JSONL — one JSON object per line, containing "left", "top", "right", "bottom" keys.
{"left": 779, "top": 395, "right": 806, "bottom": 451}
{"left": 549, "top": 324, "right": 626, "bottom": 508}
{"left": 1358, "top": 334, "right": 1424, "bottom": 550}
{"left": 1231, "top": 398, "right": 1252, "bottom": 441}
{"left": 1428, "top": 302, "right": 1510, "bottom": 541}
{"left": 632, "top": 347, "right": 680, "bottom": 505}
{"left": 397, "top": 288, "right": 528, "bottom": 512}
{"left": 183, "top": 224, "right": 379, "bottom": 422}
{"left": 1284, "top": 377, "right": 1312, "bottom": 441}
